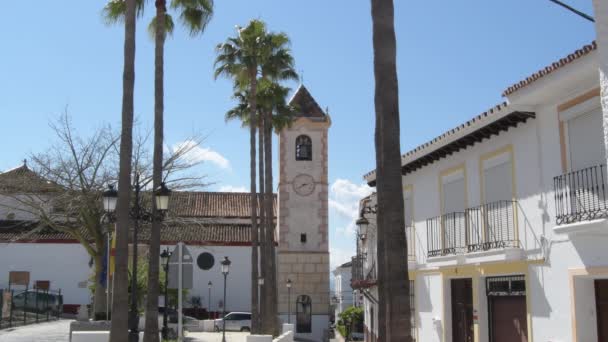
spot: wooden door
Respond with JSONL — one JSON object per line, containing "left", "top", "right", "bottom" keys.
{"left": 490, "top": 296, "right": 528, "bottom": 342}
{"left": 596, "top": 280, "right": 608, "bottom": 342}
{"left": 451, "top": 279, "right": 473, "bottom": 342}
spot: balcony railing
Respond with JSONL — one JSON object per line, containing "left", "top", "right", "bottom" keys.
{"left": 351, "top": 255, "right": 376, "bottom": 289}
{"left": 426, "top": 212, "right": 467, "bottom": 257}
{"left": 466, "top": 200, "right": 520, "bottom": 252}
{"left": 426, "top": 200, "right": 519, "bottom": 258}
{"left": 554, "top": 164, "right": 608, "bottom": 225}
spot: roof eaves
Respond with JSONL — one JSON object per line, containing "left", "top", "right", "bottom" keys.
{"left": 502, "top": 41, "right": 597, "bottom": 97}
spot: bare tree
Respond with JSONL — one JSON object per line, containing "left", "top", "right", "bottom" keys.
{"left": 0, "top": 112, "right": 208, "bottom": 319}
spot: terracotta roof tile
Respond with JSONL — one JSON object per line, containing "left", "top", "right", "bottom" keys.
{"left": 502, "top": 41, "right": 597, "bottom": 96}
{"left": 169, "top": 192, "right": 276, "bottom": 218}
{"left": 0, "top": 221, "right": 255, "bottom": 245}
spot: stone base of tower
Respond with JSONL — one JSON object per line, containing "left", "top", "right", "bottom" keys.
{"left": 277, "top": 251, "right": 330, "bottom": 341}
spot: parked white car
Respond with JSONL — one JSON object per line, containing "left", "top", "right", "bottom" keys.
{"left": 214, "top": 312, "right": 252, "bottom": 332}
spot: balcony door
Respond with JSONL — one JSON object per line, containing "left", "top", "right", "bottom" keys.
{"left": 565, "top": 106, "right": 607, "bottom": 216}
{"left": 442, "top": 170, "right": 466, "bottom": 253}
{"left": 481, "top": 151, "right": 515, "bottom": 249}
{"left": 567, "top": 107, "right": 605, "bottom": 171}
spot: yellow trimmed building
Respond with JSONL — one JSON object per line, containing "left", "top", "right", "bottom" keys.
{"left": 355, "top": 41, "right": 608, "bottom": 342}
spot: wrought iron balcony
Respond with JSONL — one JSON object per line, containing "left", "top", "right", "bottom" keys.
{"left": 465, "top": 200, "right": 520, "bottom": 252}
{"left": 554, "top": 164, "right": 608, "bottom": 225}
{"left": 350, "top": 255, "right": 376, "bottom": 289}
{"left": 426, "top": 201, "right": 520, "bottom": 258}
{"left": 426, "top": 212, "right": 467, "bottom": 257}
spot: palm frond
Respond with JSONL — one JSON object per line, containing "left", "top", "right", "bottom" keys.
{"left": 101, "top": 0, "right": 146, "bottom": 25}
{"left": 147, "top": 13, "right": 175, "bottom": 39}
{"left": 171, "top": 0, "right": 213, "bottom": 36}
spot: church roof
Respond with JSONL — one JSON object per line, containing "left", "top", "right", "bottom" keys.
{"left": 0, "top": 220, "right": 258, "bottom": 246}
{"left": 0, "top": 164, "right": 61, "bottom": 193}
{"left": 288, "top": 85, "right": 327, "bottom": 119}
{"left": 170, "top": 192, "right": 277, "bottom": 219}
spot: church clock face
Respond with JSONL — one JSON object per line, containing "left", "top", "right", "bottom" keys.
{"left": 292, "top": 174, "right": 315, "bottom": 196}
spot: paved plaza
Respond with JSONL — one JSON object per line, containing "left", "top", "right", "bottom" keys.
{"left": 0, "top": 320, "right": 251, "bottom": 342}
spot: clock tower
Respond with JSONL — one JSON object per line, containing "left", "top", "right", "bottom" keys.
{"left": 277, "top": 85, "right": 330, "bottom": 339}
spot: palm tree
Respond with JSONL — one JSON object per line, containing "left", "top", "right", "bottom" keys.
{"left": 104, "top": 2, "right": 213, "bottom": 340}
{"left": 592, "top": 1, "right": 608, "bottom": 163}
{"left": 370, "top": 0, "right": 411, "bottom": 341}
{"left": 258, "top": 34, "right": 298, "bottom": 336}
{"left": 106, "top": 0, "right": 137, "bottom": 340}
{"left": 215, "top": 19, "right": 267, "bottom": 334}
{"left": 225, "top": 85, "right": 296, "bottom": 333}
{"left": 215, "top": 20, "right": 297, "bottom": 335}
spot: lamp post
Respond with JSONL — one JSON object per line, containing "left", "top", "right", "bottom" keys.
{"left": 160, "top": 248, "right": 172, "bottom": 339}
{"left": 102, "top": 179, "right": 171, "bottom": 342}
{"left": 221, "top": 257, "right": 231, "bottom": 342}
{"left": 208, "top": 281, "right": 212, "bottom": 317}
{"left": 101, "top": 185, "right": 118, "bottom": 320}
{"left": 286, "top": 278, "right": 292, "bottom": 324}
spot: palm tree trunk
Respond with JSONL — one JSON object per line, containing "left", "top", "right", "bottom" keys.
{"left": 592, "top": 1, "right": 608, "bottom": 163}
{"left": 93, "top": 249, "right": 108, "bottom": 320}
{"left": 144, "top": 1, "right": 166, "bottom": 341}
{"left": 263, "top": 110, "right": 278, "bottom": 335}
{"left": 248, "top": 70, "right": 260, "bottom": 335}
{"left": 370, "top": 0, "right": 411, "bottom": 341}
{"left": 255, "top": 120, "right": 266, "bottom": 334}
{"left": 110, "top": 0, "right": 136, "bottom": 340}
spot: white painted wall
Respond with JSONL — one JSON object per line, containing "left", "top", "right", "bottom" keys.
{"left": 0, "top": 242, "right": 91, "bottom": 305}
{"left": 166, "top": 244, "right": 252, "bottom": 313}
{"left": 0, "top": 242, "right": 253, "bottom": 313}
{"left": 332, "top": 265, "right": 353, "bottom": 318}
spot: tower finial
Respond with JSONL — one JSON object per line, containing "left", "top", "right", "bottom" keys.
{"left": 299, "top": 69, "right": 304, "bottom": 85}
{"left": 23, "top": 159, "right": 27, "bottom": 167}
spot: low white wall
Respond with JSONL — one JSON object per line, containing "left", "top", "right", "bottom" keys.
{"left": 0, "top": 242, "right": 91, "bottom": 306}
{"left": 273, "top": 330, "right": 293, "bottom": 342}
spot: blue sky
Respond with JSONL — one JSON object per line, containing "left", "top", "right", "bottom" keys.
{"left": 0, "top": 1, "right": 597, "bottom": 269}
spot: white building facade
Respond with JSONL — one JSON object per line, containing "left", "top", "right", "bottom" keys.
{"left": 332, "top": 261, "right": 354, "bottom": 319}
{"left": 356, "top": 41, "right": 608, "bottom": 342}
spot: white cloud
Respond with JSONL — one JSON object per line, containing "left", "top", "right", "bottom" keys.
{"left": 172, "top": 140, "right": 231, "bottom": 170}
{"left": 330, "top": 245, "right": 356, "bottom": 271}
{"left": 329, "top": 179, "right": 373, "bottom": 237}
{"left": 219, "top": 185, "right": 248, "bottom": 193}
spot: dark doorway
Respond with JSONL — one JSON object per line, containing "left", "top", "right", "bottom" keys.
{"left": 487, "top": 275, "right": 528, "bottom": 342}
{"left": 595, "top": 279, "right": 608, "bottom": 342}
{"left": 451, "top": 278, "right": 473, "bottom": 342}
{"left": 296, "top": 295, "right": 312, "bottom": 333}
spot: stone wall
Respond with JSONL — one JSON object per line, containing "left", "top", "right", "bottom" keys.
{"left": 277, "top": 251, "right": 330, "bottom": 315}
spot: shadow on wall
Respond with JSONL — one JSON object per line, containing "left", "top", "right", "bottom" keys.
{"left": 417, "top": 275, "right": 433, "bottom": 313}
{"left": 528, "top": 266, "right": 552, "bottom": 318}
{"left": 517, "top": 202, "right": 543, "bottom": 257}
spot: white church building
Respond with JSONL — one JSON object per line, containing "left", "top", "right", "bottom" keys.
{"left": 0, "top": 85, "right": 331, "bottom": 341}
{"left": 355, "top": 41, "right": 608, "bottom": 342}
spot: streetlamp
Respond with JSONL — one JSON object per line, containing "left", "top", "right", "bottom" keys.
{"left": 101, "top": 178, "right": 172, "bottom": 342}
{"left": 160, "top": 248, "right": 172, "bottom": 339}
{"left": 208, "top": 281, "right": 212, "bottom": 317}
{"left": 286, "top": 278, "right": 292, "bottom": 324}
{"left": 101, "top": 185, "right": 118, "bottom": 320}
{"left": 355, "top": 216, "right": 369, "bottom": 241}
{"left": 221, "top": 257, "right": 231, "bottom": 342}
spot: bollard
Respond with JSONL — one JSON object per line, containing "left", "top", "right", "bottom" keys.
{"left": 9, "top": 289, "right": 14, "bottom": 327}
{"left": 23, "top": 286, "right": 28, "bottom": 325}
{"left": 35, "top": 287, "right": 39, "bottom": 323}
